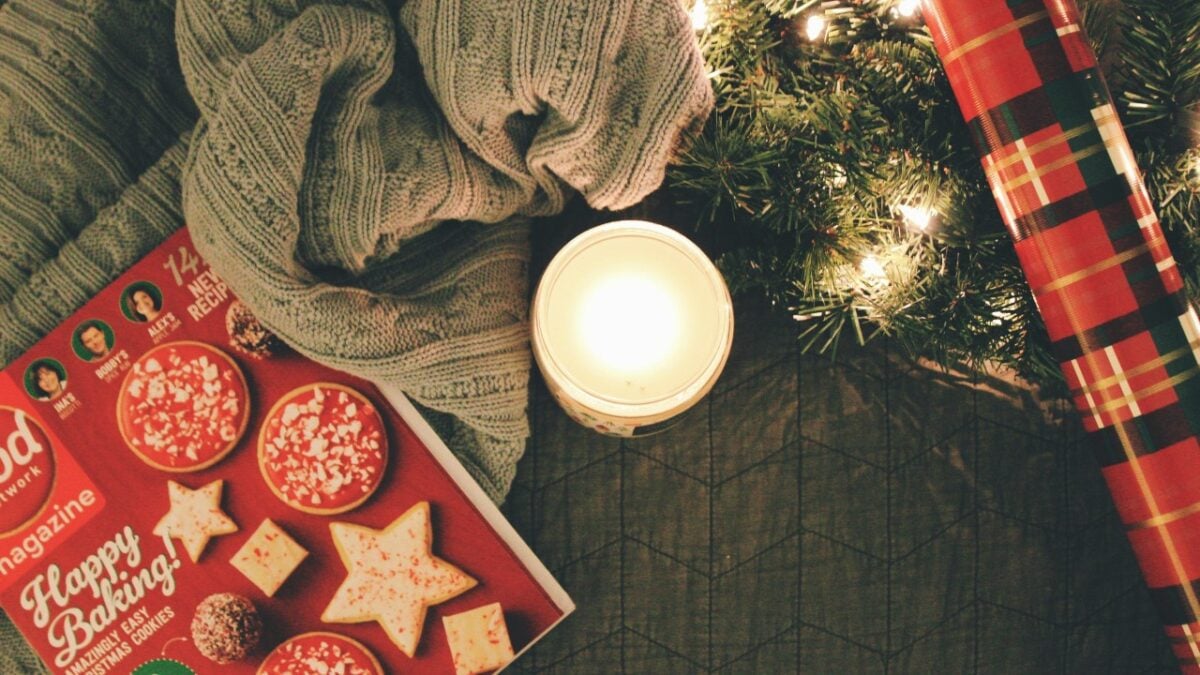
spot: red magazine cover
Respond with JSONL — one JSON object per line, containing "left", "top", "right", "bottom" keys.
{"left": 0, "top": 229, "right": 572, "bottom": 674}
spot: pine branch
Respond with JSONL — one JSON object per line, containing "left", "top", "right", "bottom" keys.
{"left": 1118, "top": 0, "right": 1200, "bottom": 145}
{"left": 667, "top": 0, "right": 1197, "bottom": 391}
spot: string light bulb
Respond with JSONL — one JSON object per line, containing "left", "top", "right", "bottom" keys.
{"left": 690, "top": 0, "right": 709, "bottom": 31}
{"left": 898, "top": 205, "right": 936, "bottom": 232}
{"left": 828, "top": 165, "right": 848, "bottom": 190}
{"left": 860, "top": 255, "right": 887, "bottom": 283}
{"left": 896, "top": 0, "right": 920, "bottom": 18}
{"left": 806, "top": 15, "right": 827, "bottom": 42}
{"left": 988, "top": 293, "right": 1021, "bottom": 327}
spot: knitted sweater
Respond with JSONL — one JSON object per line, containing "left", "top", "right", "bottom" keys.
{"left": 0, "top": 0, "right": 711, "bottom": 669}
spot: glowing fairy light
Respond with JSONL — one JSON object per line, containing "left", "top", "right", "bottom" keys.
{"left": 806, "top": 15, "right": 827, "bottom": 42}
{"left": 828, "top": 165, "right": 848, "bottom": 189}
{"left": 860, "top": 255, "right": 887, "bottom": 283}
{"left": 898, "top": 204, "right": 936, "bottom": 232}
{"left": 897, "top": 0, "right": 920, "bottom": 18}
{"left": 690, "top": 0, "right": 709, "bottom": 31}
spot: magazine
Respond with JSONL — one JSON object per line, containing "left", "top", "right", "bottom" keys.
{"left": 0, "top": 229, "right": 571, "bottom": 674}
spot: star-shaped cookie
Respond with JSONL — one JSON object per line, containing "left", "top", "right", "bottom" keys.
{"left": 152, "top": 479, "right": 238, "bottom": 562}
{"left": 321, "top": 501, "right": 477, "bottom": 657}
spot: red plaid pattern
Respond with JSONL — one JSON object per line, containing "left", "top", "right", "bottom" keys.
{"left": 925, "top": 0, "right": 1200, "bottom": 670}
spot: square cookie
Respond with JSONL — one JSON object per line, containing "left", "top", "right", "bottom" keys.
{"left": 230, "top": 519, "right": 308, "bottom": 596}
{"left": 443, "top": 602, "right": 515, "bottom": 674}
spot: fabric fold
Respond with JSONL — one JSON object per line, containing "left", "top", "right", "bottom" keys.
{"left": 178, "top": 0, "right": 713, "bottom": 500}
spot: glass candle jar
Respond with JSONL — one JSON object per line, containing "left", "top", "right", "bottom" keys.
{"left": 531, "top": 220, "right": 734, "bottom": 436}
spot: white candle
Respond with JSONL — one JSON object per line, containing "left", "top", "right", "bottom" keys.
{"left": 531, "top": 220, "right": 734, "bottom": 436}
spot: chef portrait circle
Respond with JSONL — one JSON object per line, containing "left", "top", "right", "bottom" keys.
{"left": 24, "top": 358, "right": 68, "bottom": 402}
{"left": 72, "top": 319, "right": 116, "bottom": 362}
{"left": 120, "top": 281, "right": 165, "bottom": 323}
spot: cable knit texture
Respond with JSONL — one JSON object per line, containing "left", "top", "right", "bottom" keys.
{"left": 0, "top": 0, "right": 710, "bottom": 667}
{"left": 177, "top": 0, "right": 712, "bottom": 499}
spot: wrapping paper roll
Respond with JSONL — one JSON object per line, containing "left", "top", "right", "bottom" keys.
{"left": 923, "top": 0, "right": 1200, "bottom": 669}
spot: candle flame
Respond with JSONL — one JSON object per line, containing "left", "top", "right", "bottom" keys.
{"left": 579, "top": 275, "right": 682, "bottom": 374}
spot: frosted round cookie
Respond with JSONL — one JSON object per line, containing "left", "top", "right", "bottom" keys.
{"left": 258, "top": 383, "right": 387, "bottom": 515}
{"left": 257, "top": 632, "right": 383, "bottom": 675}
{"left": 118, "top": 341, "right": 250, "bottom": 472}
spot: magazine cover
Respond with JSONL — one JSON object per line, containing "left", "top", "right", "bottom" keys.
{"left": 0, "top": 228, "right": 572, "bottom": 674}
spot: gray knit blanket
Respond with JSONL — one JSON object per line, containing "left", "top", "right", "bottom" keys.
{"left": 0, "top": 0, "right": 711, "bottom": 496}
{"left": 0, "top": 1, "right": 710, "bottom": 669}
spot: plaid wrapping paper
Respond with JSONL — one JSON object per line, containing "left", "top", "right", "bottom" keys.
{"left": 924, "top": 0, "right": 1200, "bottom": 669}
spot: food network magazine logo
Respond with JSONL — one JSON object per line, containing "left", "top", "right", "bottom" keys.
{"left": 0, "top": 406, "right": 57, "bottom": 537}
{"left": 0, "top": 403, "right": 103, "bottom": 589}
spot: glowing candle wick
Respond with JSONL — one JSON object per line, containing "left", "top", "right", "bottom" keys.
{"left": 578, "top": 276, "right": 682, "bottom": 374}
